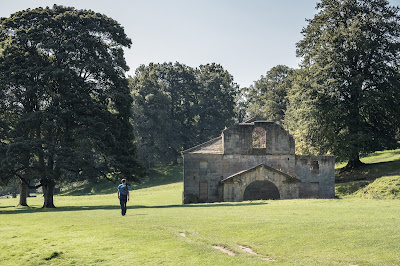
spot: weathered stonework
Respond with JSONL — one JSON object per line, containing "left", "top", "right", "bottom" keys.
{"left": 183, "top": 119, "right": 335, "bottom": 204}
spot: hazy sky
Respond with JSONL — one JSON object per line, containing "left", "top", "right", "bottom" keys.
{"left": 2, "top": 0, "right": 400, "bottom": 88}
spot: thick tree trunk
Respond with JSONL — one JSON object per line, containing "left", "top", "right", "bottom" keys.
{"left": 345, "top": 153, "right": 365, "bottom": 170}
{"left": 42, "top": 179, "right": 56, "bottom": 208}
{"left": 18, "top": 180, "right": 28, "bottom": 207}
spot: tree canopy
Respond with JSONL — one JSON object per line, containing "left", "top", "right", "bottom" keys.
{"left": 240, "top": 65, "right": 293, "bottom": 122}
{"left": 130, "top": 62, "right": 238, "bottom": 167}
{"left": 288, "top": 0, "right": 400, "bottom": 168}
{"left": 0, "top": 5, "right": 143, "bottom": 207}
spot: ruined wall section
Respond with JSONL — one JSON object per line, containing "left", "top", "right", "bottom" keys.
{"left": 183, "top": 154, "right": 224, "bottom": 203}
{"left": 295, "top": 155, "right": 335, "bottom": 198}
{"left": 183, "top": 153, "right": 297, "bottom": 203}
{"left": 221, "top": 154, "right": 296, "bottom": 179}
{"left": 223, "top": 121, "right": 295, "bottom": 155}
{"left": 183, "top": 121, "right": 335, "bottom": 204}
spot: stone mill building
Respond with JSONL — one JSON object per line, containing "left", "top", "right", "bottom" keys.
{"left": 182, "top": 119, "right": 335, "bottom": 204}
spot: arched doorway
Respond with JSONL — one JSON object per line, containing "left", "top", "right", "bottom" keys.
{"left": 243, "top": 180, "right": 280, "bottom": 200}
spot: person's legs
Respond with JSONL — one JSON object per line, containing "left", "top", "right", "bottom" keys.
{"left": 122, "top": 198, "right": 127, "bottom": 215}
{"left": 120, "top": 195, "right": 127, "bottom": 215}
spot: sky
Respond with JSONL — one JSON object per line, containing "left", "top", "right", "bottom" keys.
{"left": 1, "top": 0, "right": 400, "bottom": 88}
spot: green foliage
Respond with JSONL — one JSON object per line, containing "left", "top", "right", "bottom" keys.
{"left": 284, "top": 68, "right": 321, "bottom": 155}
{"left": 288, "top": 0, "right": 400, "bottom": 165}
{"left": 130, "top": 62, "right": 238, "bottom": 167}
{"left": 240, "top": 65, "right": 293, "bottom": 122}
{"left": 0, "top": 5, "right": 143, "bottom": 207}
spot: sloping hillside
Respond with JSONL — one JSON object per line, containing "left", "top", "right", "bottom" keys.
{"left": 335, "top": 149, "right": 400, "bottom": 199}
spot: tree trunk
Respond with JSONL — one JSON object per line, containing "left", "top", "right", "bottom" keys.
{"left": 345, "top": 153, "right": 365, "bottom": 169}
{"left": 18, "top": 180, "right": 28, "bottom": 207}
{"left": 42, "top": 179, "right": 56, "bottom": 208}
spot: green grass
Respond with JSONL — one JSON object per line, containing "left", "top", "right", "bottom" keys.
{"left": 335, "top": 149, "right": 400, "bottom": 182}
{"left": 335, "top": 148, "right": 400, "bottom": 169}
{"left": 353, "top": 175, "right": 400, "bottom": 199}
{"left": 60, "top": 165, "right": 183, "bottom": 196}
{"left": 335, "top": 148, "right": 400, "bottom": 199}
{"left": 1, "top": 155, "right": 400, "bottom": 265}
{"left": 1, "top": 177, "right": 400, "bottom": 265}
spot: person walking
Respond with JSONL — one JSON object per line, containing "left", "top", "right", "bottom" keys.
{"left": 117, "top": 179, "right": 130, "bottom": 216}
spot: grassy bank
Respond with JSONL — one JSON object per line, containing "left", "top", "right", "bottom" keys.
{"left": 335, "top": 148, "right": 400, "bottom": 199}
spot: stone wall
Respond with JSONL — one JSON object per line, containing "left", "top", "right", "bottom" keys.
{"left": 223, "top": 122, "right": 295, "bottom": 155}
{"left": 183, "top": 154, "right": 224, "bottom": 203}
{"left": 183, "top": 153, "right": 298, "bottom": 203}
{"left": 221, "top": 164, "right": 300, "bottom": 202}
{"left": 295, "top": 155, "right": 335, "bottom": 198}
{"left": 182, "top": 121, "right": 335, "bottom": 204}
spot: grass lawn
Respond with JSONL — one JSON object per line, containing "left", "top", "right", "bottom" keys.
{"left": 1, "top": 180, "right": 400, "bottom": 265}
{"left": 1, "top": 151, "right": 400, "bottom": 265}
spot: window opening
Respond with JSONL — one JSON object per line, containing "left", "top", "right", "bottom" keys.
{"left": 252, "top": 127, "right": 266, "bottom": 148}
{"left": 310, "top": 160, "right": 319, "bottom": 174}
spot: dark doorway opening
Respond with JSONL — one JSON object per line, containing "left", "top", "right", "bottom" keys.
{"left": 243, "top": 180, "right": 280, "bottom": 200}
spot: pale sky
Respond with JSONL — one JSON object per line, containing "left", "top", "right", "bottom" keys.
{"left": 1, "top": 0, "right": 400, "bottom": 88}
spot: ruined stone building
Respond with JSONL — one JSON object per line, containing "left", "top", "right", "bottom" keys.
{"left": 182, "top": 119, "right": 335, "bottom": 204}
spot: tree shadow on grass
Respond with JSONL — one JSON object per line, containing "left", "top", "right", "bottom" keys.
{"left": 60, "top": 165, "right": 184, "bottom": 196}
{"left": 0, "top": 202, "right": 268, "bottom": 215}
{"left": 335, "top": 160, "right": 400, "bottom": 183}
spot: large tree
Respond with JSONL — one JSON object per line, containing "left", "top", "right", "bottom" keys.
{"left": 130, "top": 62, "right": 238, "bottom": 167}
{"left": 0, "top": 5, "right": 143, "bottom": 207}
{"left": 130, "top": 62, "right": 197, "bottom": 167}
{"left": 293, "top": 0, "right": 400, "bottom": 168}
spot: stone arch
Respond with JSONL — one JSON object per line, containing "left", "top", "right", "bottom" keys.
{"left": 221, "top": 164, "right": 300, "bottom": 202}
{"left": 243, "top": 180, "right": 280, "bottom": 200}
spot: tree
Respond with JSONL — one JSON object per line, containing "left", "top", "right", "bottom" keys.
{"left": 194, "top": 63, "right": 238, "bottom": 143}
{"left": 130, "top": 62, "right": 197, "bottom": 166}
{"left": 293, "top": 0, "right": 400, "bottom": 168}
{"left": 0, "top": 5, "right": 143, "bottom": 207}
{"left": 241, "top": 65, "right": 293, "bottom": 122}
{"left": 284, "top": 68, "right": 322, "bottom": 155}
{"left": 130, "top": 62, "right": 238, "bottom": 167}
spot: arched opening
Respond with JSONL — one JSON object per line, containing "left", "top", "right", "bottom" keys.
{"left": 252, "top": 127, "right": 266, "bottom": 148}
{"left": 243, "top": 180, "right": 280, "bottom": 200}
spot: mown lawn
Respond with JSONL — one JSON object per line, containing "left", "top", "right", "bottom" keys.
{"left": 1, "top": 180, "right": 399, "bottom": 265}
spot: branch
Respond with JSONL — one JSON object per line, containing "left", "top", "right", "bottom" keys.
{"left": 99, "top": 170, "right": 116, "bottom": 184}
{"left": 15, "top": 172, "right": 42, "bottom": 189}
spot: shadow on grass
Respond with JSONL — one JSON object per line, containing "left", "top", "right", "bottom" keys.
{"left": 336, "top": 160, "right": 400, "bottom": 183}
{"left": 60, "top": 165, "right": 183, "bottom": 196}
{"left": 0, "top": 202, "right": 268, "bottom": 215}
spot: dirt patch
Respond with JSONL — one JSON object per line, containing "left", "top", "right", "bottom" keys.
{"left": 238, "top": 245, "right": 275, "bottom": 261}
{"left": 212, "top": 246, "right": 235, "bottom": 256}
{"left": 238, "top": 245, "right": 257, "bottom": 255}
